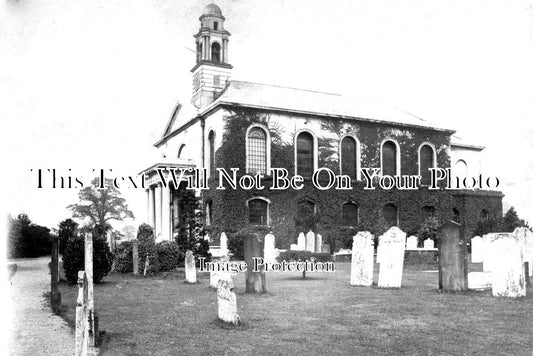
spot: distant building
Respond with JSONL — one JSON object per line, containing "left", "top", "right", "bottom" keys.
{"left": 141, "top": 4, "right": 502, "bottom": 249}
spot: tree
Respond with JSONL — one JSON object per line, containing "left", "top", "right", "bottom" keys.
{"left": 122, "top": 225, "right": 136, "bottom": 241}
{"left": 418, "top": 217, "right": 439, "bottom": 247}
{"left": 501, "top": 206, "right": 527, "bottom": 232}
{"left": 67, "top": 178, "right": 134, "bottom": 229}
{"left": 58, "top": 218, "right": 78, "bottom": 254}
{"left": 8, "top": 214, "right": 51, "bottom": 258}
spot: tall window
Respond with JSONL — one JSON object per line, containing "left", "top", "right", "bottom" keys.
{"left": 208, "top": 131, "right": 215, "bottom": 176}
{"left": 480, "top": 209, "right": 489, "bottom": 221}
{"left": 421, "top": 205, "right": 435, "bottom": 220}
{"left": 247, "top": 127, "right": 267, "bottom": 174}
{"left": 382, "top": 141, "right": 398, "bottom": 176}
{"left": 342, "top": 202, "right": 359, "bottom": 226}
{"left": 419, "top": 144, "right": 435, "bottom": 185}
{"left": 178, "top": 144, "right": 186, "bottom": 159}
{"left": 383, "top": 203, "right": 398, "bottom": 227}
{"left": 211, "top": 42, "right": 221, "bottom": 62}
{"left": 454, "top": 159, "right": 468, "bottom": 179}
{"left": 452, "top": 208, "right": 461, "bottom": 223}
{"left": 296, "top": 200, "right": 316, "bottom": 230}
{"left": 296, "top": 132, "right": 314, "bottom": 176}
{"left": 341, "top": 136, "right": 357, "bottom": 178}
{"left": 248, "top": 199, "right": 268, "bottom": 225}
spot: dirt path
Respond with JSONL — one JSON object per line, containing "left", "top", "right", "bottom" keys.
{"left": 8, "top": 257, "right": 72, "bottom": 356}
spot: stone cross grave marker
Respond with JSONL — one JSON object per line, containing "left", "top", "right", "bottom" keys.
{"left": 297, "top": 233, "right": 306, "bottom": 251}
{"left": 470, "top": 236, "right": 483, "bottom": 263}
{"left": 438, "top": 221, "right": 468, "bottom": 292}
{"left": 489, "top": 233, "right": 526, "bottom": 298}
{"left": 306, "top": 231, "right": 316, "bottom": 252}
{"left": 350, "top": 231, "right": 374, "bottom": 286}
{"left": 423, "top": 239, "right": 434, "bottom": 249}
{"left": 264, "top": 233, "right": 276, "bottom": 264}
{"left": 185, "top": 250, "right": 197, "bottom": 283}
{"left": 406, "top": 235, "right": 418, "bottom": 250}
{"left": 217, "top": 276, "right": 241, "bottom": 326}
{"left": 377, "top": 227, "right": 406, "bottom": 288}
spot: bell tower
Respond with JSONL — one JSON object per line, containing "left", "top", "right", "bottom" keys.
{"left": 191, "top": 3, "right": 232, "bottom": 109}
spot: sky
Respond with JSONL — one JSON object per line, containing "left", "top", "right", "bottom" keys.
{"left": 1, "top": 0, "right": 533, "bottom": 231}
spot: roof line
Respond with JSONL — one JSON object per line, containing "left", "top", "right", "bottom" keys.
{"left": 231, "top": 79, "right": 341, "bottom": 96}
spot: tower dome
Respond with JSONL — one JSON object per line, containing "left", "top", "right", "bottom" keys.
{"left": 203, "top": 3, "right": 222, "bottom": 16}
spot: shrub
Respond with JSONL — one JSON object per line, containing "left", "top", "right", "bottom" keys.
{"left": 113, "top": 241, "right": 133, "bottom": 273}
{"left": 63, "top": 234, "right": 113, "bottom": 284}
{"left": 156, "top": 241, "right": 181, "bottom": 271}
{"left": 58, "top": 219, "right": 78, "bottom": 255}
{"left": 137, "top": 224, "right": 159, "bottom": 274}
{"left": 418, "top": 217, "right": 439, "bottom": 247}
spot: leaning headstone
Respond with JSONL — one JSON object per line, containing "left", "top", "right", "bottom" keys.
{"left": 297, "top": 233, "right": 306, "bottom": 251}
{"left": 217, "top": 276, "right": 241, "bottom": 326}
{"left": 50, "top": 236, "right": 61, "bottom": 313}
{"left": 243, "top": 233, "right": 266, "bottom": 293}
{"left": 220, "top": 232, "right": 228, "bottom": 255}
{"left": 350, "top": 231, "right": 374, "bottom": 286}
{"left": 489, "top": 233, "right": 526, "bottom": 297}
{"left": 377, "top": 227, "right": 406, "bottom": 288}
{"left": 306, "top": 231, "right": 316, "bottom": 252}
{"left": 264, "top": 233, "right": 276, "bottom": 264}
{"left": 290, "top": 244, "right": 298, "bottom": 251}
{"left": 132, "top": 239, "right": 139, "bottom": 276}
{"left": 210, "top": 255, "right": 231, "bottom": 289}
{"left": 438, "top": 221, "right": 468, "bottom": 292}
{"left": 470, "top": 236, "right": 483, "bottom": 263}
{"left": 315, "top": 234, "right": 323, "bottom": 253}
{"left": 406, "top": 235, "right": 418, "bottom": 250}
{"left": 423, "top": 239, "right": 434, "bottom": 249}
{"left": 185, "top": 250, "right": 197, "bottom": 283}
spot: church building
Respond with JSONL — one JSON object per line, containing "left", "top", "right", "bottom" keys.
{"left": 141, "top": 4, "right": 503, "bottom": 250}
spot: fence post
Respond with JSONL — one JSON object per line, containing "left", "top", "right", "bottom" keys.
{"left": 74, "top": 271, "right": 89, "bottom": 356}
{"left": 50, "top": 236, "right": 61, "bottom": 312}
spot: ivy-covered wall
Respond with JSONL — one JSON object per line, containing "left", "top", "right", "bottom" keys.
{"left": 201, "top": 107, "right": 503, "bottom": 250}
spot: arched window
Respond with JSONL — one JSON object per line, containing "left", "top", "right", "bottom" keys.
{"left": 382, "top": 140, "right": 398, "bottom": 176}
{"left": 419, "top": 144, "right": 435, "bottom": 185}
{"left": 454, "top": 159, "right": 468, "bottom": 178}
{"left": 296, "top": 132, "right": 314, "bottom": 176}
{"left": 480, "top": 209, "right": 489, "bottom": 221}
{"left": 421, "top": 205, "right": 435, "bottom": 220}
{"left": 205, "top": 200, "right": 213, "bottom": 226}
{"left": 341, "top": 202, "right": 359, "bottom": 226}
{"left": 246, "top": 127, "right": 267, "bottom": 174}
{"left": 178, "top": 144, "right": 186, "bottom": 159}
{"left": 452, "top": 208, "right": 461, "bottom": 223}
{"left": 211, "top": 42, "right": 221, "bottom": 62}
{"left": 208, "top": 131, "right": 215, "bottom": 177}
{"left": 383, "top": 203, "right": 398, "bottom": 227}
{"left": 341, "top": 136, "right": 358, "bottom": 178}
{"left": 248, "top": 198, "right": 268, "bottom": 225}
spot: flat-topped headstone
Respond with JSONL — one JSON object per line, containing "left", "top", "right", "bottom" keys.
{"left": 423, "top": 239, "right": 434, "bottom": 249}
{"left": 243, "top": 233, "right": 266, "bottom": 293}
{"left": 315, "top": 234, "right": 323, "bottom": 253}
{"left": 406, "top": 235, "right": 418, "bottom": 250}
{"left": 185, "top": 250, "right": 197, "bottom": 283}
{"left": 438, "top": 221, "right": 468, "bottom": 292}
{"left": 217, "top": 276, "right": 240, "bottom": 325}
{"left": 377, "top": 227, "right": 406, "bottom": 288}
{"left": 513, "top": 227, "right": 533, "bottom": 277}
{"left": 306, "top": 231, "right": 316, "bottom": 252}
{"left": 470, "top": 236, "right": 483, "bottom": 263}
{"left": 488, "top": 233, "right": 526, "bottom": 297}
{"left": 350, "top": 231, "right": 374, "bottom": 286}
{"left": 264, "top": 233, "right": 276, "bottom": 264}
{"left": 297, "top": 233, "right": 306, "bottom": 251}
{"left": 290, "top": 243, "right": 298, "bottom": 251}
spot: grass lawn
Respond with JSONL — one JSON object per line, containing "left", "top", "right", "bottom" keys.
{"left": 58, "top": 262, "right": 533, "bottom": 355}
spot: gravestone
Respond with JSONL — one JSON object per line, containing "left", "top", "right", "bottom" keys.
{"left": 290, "top": 244, "right": 298, "bottom": 251}
{"left": 216, "top": 276, "right": 240, "bottom": 325}
{"left": 406, "top": 235, "right": 418, "bottom": 250}
{"left": 482, "top": 234, "right": 496, "bottom": 272}
{"left": 315, "top": 234, "right": 323, "bottom": 253}
{"left": 264, "top": 233, "right": 276, "bottom": 264}
{"left": 489, "top": 233, "right": 526, "bottom": 297}
{"left": 132, "top": 239, "right": 139, "bottom": 276}
{"left": 220, "top": 232, "right": 228, "bottom": 255}
{"left": 513, "top": 227, "right": 533, "bottom": 278}
{"left": 243, "top": 233, "right": 266, "bottom": 293}
{"left": 438, "top": 221, "right": 468, "bottom": 291}
{"left": 306, "top": 231, "right": 316, "bottom": 252}
{"left": 297, "top": 233, "right": 306, "bottom": 251}
{"left": 350, "top": 231, "right": 374, "bottom": 286}
{"left": 470, "top": 236, "right": 483, "bottom": 263}
{"left": 185, "top": 250, "right": 197, "bottom": 283}
{"left": 423, "top": 239, "right": 434, "bottom": 249}
{"left": 322, "top": 244, "right": 330, "bottom": 255}
{"left": 377, "top": 227, "right": 406, "bottom": 288}
{"left": 50, "top": 237, "right": 61, "bottom": 312}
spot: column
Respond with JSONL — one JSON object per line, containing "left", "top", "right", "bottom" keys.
{"left": 223, "top": 39, "right": 228, "bottom": 63}
{"left": 154, "top": 183, "right": 162, "bottom": 239}
{"left": 148, "top": 186, "right": 155, "bottom": 227}
{"left": 161, "top": 186, "right": 171, "bottom": 241}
